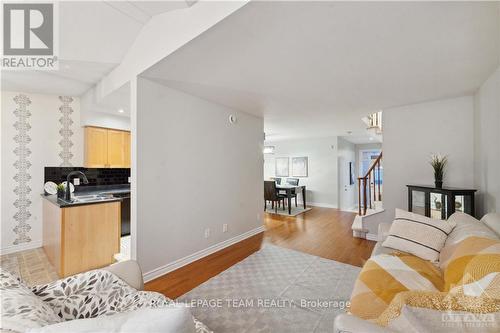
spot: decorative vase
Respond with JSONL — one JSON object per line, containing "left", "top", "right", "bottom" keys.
{"left": 57, "top": 188, "right": 65, "bottom": 199}
{"left": 435, "top": 180, "right": 443, "bottom": 189}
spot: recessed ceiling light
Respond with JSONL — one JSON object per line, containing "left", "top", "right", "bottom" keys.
{"left": 369, "top": 137, "right": 374, "bottom": 141}
{"left": 118, "top": 109, "right": 124, "bottom": 113}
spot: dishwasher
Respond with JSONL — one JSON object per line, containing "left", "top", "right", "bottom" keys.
{"left": 112, "top": 192, "right": 131, "bottom": 237}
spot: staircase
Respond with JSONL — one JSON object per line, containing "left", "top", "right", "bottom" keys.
{"left": 352, "top": 152, "right": 384, "bottom": 239}
{"left": 357, "top": 152, "right": 383, "bottom": 216}
{"left": 352, "top": 111, "right": 384, "bottom": 239}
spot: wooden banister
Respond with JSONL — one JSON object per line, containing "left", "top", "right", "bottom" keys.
{"left": 358, "top": 152, "right": 382, "bottom": 216}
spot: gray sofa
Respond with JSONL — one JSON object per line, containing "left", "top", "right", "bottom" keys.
{"left": 333, "top": 212, "right": 500, "bottom": 333}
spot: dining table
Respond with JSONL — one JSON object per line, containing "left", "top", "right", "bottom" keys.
{"left": 276, "top": 184, "right": 307, "bottom": 215}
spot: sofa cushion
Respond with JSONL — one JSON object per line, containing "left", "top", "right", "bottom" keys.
{"left": 439, "top": 212, "right": 499, "bottom": 270}
{"left": 32, "top": 269, "right": 173, "bottom": 321}
{"left": 0, "top": 269, "right": 61, "bottom": 332}
{"left": 349, "top": 253, "right": 444, "bottom": 320}
{"left": 26, "top": 307, "right": 196, "bottom": 333}
{"left": 382, "top": 209, "right": 456, "bottom": 262}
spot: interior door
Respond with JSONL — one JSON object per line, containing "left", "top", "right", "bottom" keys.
{"left": 84, "top": 127, "right": 108, "bottom": 167}
{"left": 107, "top": 129, "right": 127, "bottom": 168}
{"left": 339, "top": 156, "right": 356, "bottom": 211}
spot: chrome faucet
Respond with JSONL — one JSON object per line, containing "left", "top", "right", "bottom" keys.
{"left": 65, "top": 171, "right": 89, "bottom": 201}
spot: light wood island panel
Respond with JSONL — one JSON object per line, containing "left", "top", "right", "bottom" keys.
{"left": 43, "top": 200, "right": 121, "bottom": 277}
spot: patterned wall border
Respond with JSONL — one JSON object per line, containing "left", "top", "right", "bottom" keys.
{"left": 58, "top": 96, "right": 74, "bottom": 166}
{"left": 12, "top": 94, "right": 32, "bottom": 245}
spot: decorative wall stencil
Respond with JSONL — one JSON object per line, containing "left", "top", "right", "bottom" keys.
{"left": 12, "top": 94, "right": 32, "bottom": 245}
{"left": 58, "top": 96, "right": 74, "bottom": 166}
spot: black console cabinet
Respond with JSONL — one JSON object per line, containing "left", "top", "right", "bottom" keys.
{"left": 407, "top": 185, "right": 476, "bottom": 219}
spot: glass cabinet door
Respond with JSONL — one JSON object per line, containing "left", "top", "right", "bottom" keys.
{"left": 411, "top": 190, "right": 426, "bottom": 216}
{"left": 430, "top": 192, "right": 447, "bottom": 220}
{"left": 454, "top": 195, "right": 464, "bottom": 213}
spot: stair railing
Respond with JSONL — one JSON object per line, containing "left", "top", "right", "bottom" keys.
{"left": 358, "top": 152, "right": 382, "bottom": 216}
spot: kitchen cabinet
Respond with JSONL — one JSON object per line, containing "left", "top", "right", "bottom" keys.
{"left": 43, "top": 199, "right": 120, "bottom": 277}
{"left": 85, "top": 127, "right": 131, "bottom": 168}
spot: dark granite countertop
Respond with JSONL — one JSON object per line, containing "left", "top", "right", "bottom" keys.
{"left": 74, "top": 184, "right": 131, "bottom": 196}
{"left": 41, "top": 184, "right": 130, "bottom": 208}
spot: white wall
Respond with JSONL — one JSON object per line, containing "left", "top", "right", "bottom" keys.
{"left": 337, "top": 138, "right": 356, "bottom": 210}
{"left": 264, "top": 137, "right": 339, "bottom": 208}
{"left": 365, "top": 96, "right": 475, "bottom": 234}
{"left": 80, "top": 88, "right": 130, "bottom": 131}
{"left": 1, "top": 91, "right": 83, "bottom": 254}
{"left": 474, "top": 67, "right": 500, "bottom": 215}
{"left": 136, "top": 78, "right": 263, "bottom": 277}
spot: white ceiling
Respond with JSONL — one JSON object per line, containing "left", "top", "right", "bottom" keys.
{"left": 1, "top": 0, "right": 194, "bottom": 96}
{"left": 143, "top": 1, "right": 500, "bottom": 141}
{"left": 341, "top": 135, "right": 379, "bottom": 145}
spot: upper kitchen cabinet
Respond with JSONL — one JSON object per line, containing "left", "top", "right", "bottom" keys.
{"left": 84, "top": 127, "right": 108, "bottom": 167}
{"left": 85, "top": 127, "right": 131, "bottom": 168}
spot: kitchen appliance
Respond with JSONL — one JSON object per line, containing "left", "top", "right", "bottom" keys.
{"left": 112, "top": 192, "right": 131, "bottom": 236}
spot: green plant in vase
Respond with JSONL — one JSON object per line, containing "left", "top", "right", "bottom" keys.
{"left": 430, "top": 154, "right": 448, "bottom": 189}
{"left": 56, "top": 183, "right": 65, "bottom": 199}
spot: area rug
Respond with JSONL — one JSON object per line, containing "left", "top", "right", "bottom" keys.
{"left": 264, "top": 203, "right": 312, "bottom": 216}
{"left": 179, "top": 244, "right": 361, "bottom": 333}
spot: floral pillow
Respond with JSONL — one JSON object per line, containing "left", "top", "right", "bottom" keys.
{"left": 0, "top": 269, "right": 61, "bottom": 332}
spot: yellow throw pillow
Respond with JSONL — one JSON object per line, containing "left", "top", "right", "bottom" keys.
{"left": 349, "top": 253, "right": 444, "bottom": 320}
{"left": 443, "top": 236, "right": 500, "bottom": 291}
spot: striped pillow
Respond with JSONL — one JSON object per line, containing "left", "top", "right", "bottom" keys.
{"left": 382, "top": 209, "right": 456, "bottom": 262}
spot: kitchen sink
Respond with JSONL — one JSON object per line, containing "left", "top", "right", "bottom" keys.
{"left": 70, "top": 194, "right": 115, "bottom": 203}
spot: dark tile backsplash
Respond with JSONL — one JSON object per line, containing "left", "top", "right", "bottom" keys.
{"left": 45, "top": 167, "right": 130, "bottom": 187}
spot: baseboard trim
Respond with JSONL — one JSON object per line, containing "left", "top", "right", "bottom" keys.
{"left": 143, "top": 225, "right": 266, "bottom": 283}
{"left": 306, "top": 202, "right": 338, "bottom": 209}
{"left": 366, "top": 233, "right": 378, "bottom": 241}
{"left": 0, "top": 240, "right": 43, "bottom": 255}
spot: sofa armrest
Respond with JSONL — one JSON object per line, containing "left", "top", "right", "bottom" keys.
{"left": 334, "top": 314, "right": 393, "bottom": 333}
{"left": 104, "top": 260, "right": 144, "bottom": 291}
{"left": 377, "top": 223, "right": 391, "bottom": 242}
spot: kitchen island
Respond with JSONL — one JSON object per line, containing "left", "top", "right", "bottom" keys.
{"left": 42, "top": 191, "right": 123, "bottom": 278}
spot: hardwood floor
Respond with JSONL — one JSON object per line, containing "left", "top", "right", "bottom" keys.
{"left": 145, "top": 207, "right": 375, "bottom": 299}
{"left": 145, "top": 233, "right": 263, "bottom": 299}
{"left": 264, "top": 207, "right": 375, "bottom": 267}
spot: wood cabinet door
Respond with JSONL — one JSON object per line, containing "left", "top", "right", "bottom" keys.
{"left": 85, "top": 127, "right": 108, "bottom": 167}
{"left": 107, "top": 129, "right": 127, "bottom": 168}
{"left": 124, "top": 131, "right": 131, "bottom": 168}
{"left": 61, "top": 202, "right": 120, "bottom": 276}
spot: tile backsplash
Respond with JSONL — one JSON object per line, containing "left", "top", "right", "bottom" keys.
{"left": 44, "top": 167, "right": 130, "bottom": 187}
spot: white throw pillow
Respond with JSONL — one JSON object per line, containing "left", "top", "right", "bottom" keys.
{"left": 27, "top": 307, "right": 196, "bottom": 333}
{"left": 0, "top": 269, "right": 61, "bottom": 332}
{"left": 382, "top": 209, "right": 456, "bottom": 262}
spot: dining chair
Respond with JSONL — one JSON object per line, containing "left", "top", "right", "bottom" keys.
{"left": 275, "top": 178, "right": 282, "bottom": 185}
{"left": 264, "top": 181, "right": 286, "bottom": 213}
{"left": 286, "top": 178, "right": 299, "bottom": 207}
